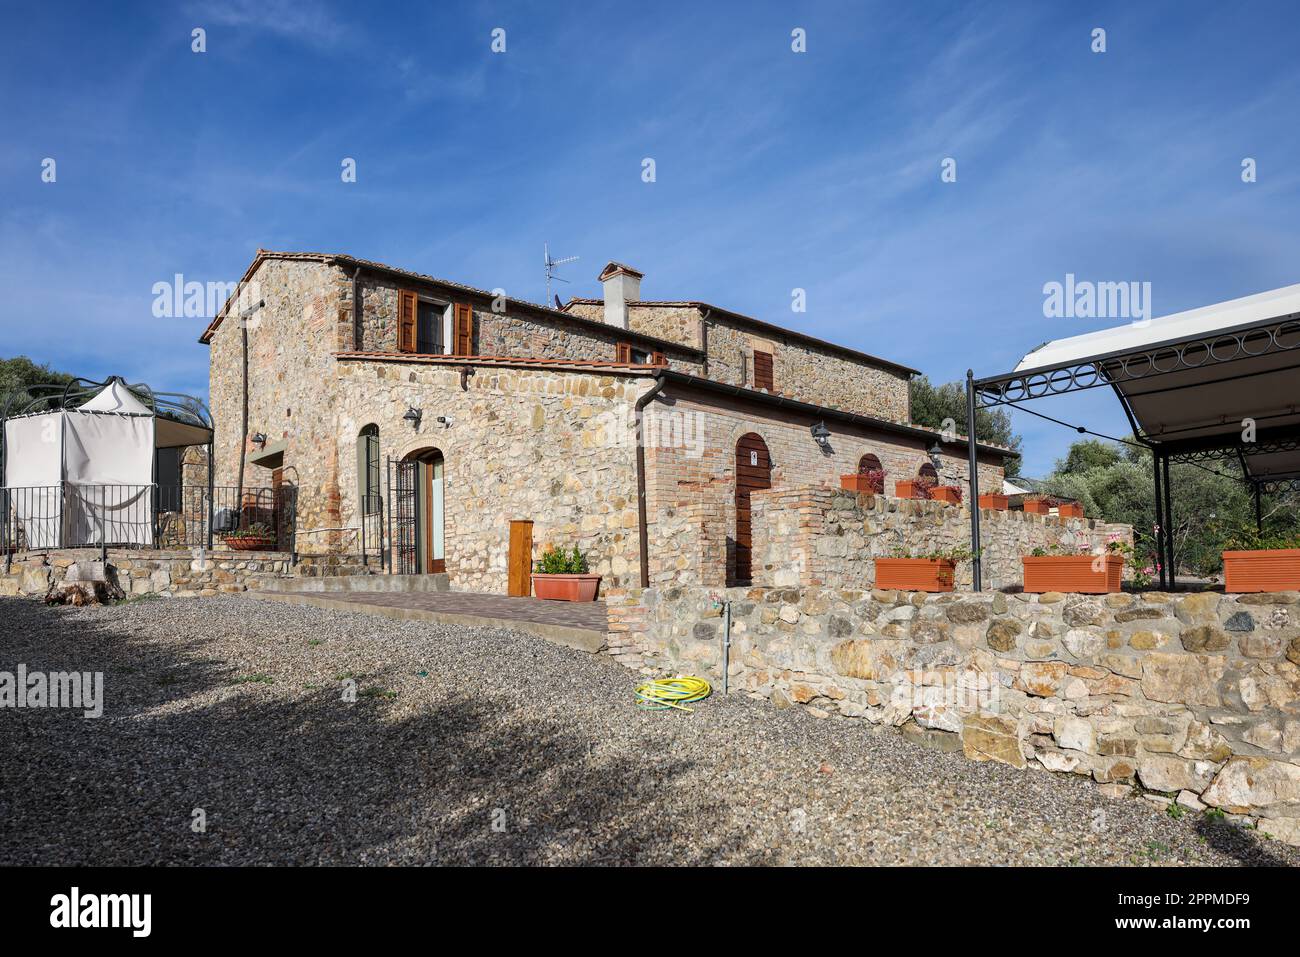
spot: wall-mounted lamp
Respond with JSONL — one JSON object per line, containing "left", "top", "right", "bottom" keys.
{"left": 402, "top": 407, "right": 422, "bottom": 429}
{"left": 927, "top": 441, "right": 943, "bottom": 473}
{"left": 436, "top": 415, "right": 452, "bottom": 428}
{"left": 251, "top": 432, "right": 267, "bottom": 448}
{"left": 810, "top": 421, "right": 831, "bottom": 449}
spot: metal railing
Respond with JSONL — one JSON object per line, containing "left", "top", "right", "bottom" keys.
{"left": 0, "top": 483, "right": 296, "bottom": 558}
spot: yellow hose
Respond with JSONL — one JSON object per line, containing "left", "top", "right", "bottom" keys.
{"left": 635, "top": 676, "right": 712, "bottom": 712}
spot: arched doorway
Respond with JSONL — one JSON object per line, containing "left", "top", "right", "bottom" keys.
{"left": 400, "top": 448, "right": 445, "bottom": 573}
{"left": 858, "top": 453, "right": 882, "bottom": 474}
{"left": 732, "top": 432, "right": 772, "bottom": 586}
{"left": 919, "top": 461, "right": 938, "bottom": 482}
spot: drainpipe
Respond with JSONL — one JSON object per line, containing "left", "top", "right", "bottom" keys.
{"left": 233, "top": 299, "right": 265, "bottom": 526}
{"left": 634, "top": 371, "right": 668, "bottom": 588}
{"left": 351, "top": 265, "right": 364, "bottom": 350}
{"left": 721, "top": 598, "right": 732, "bottom": 694}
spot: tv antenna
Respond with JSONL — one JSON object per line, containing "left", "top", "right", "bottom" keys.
{"left": 544, "top": 242, "right": 579, "bottom": 306}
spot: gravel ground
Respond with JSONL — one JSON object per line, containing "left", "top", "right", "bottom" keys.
{"left": 1, "top": 594, "right": 1296, "bottom": 866}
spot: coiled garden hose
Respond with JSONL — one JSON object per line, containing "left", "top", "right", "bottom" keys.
{"left": 635, "top": 676, "right": 712, "bottom": 712}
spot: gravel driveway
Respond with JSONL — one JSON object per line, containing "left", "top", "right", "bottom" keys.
{"left": 2, "top": 595, "right": 1296, "bottom": 866}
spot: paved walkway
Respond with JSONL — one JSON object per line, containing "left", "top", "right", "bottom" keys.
{"left": 252, "top": 588, "right": 608, "bottom": 652}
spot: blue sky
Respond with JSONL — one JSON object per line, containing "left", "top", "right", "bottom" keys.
{"left": 3, "top": 0, "right": 1299, "bottom": 475}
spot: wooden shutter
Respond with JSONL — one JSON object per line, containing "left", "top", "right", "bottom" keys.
{"left": 753, "top": 350, "right": 774, "bottom": 391}
{"left": 453, "top": 303, "right": 474, "bottom": 355}
{"left": 651, "top": 350, "right": 665, "bottom": 365}
{"left": 397, "top": 290, "right": 418, "bottom": 353}
{"left": 616, "top": 342, "right": 633, "bottom": 363}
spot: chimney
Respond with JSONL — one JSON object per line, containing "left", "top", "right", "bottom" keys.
{"left": 598, "top": 261, "right": 643, "bottom": 329}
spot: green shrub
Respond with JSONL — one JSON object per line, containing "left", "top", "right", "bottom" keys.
{"left": 536, "top": 545, "right": 589, "bottom": 574}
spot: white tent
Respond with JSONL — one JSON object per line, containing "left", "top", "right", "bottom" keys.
{"left": 2, "top": 380, "right": 209, "bottom": 548}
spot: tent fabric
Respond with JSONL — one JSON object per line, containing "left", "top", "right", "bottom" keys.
{"left": 2, "top": 382, "right": 196, "bottom": 547}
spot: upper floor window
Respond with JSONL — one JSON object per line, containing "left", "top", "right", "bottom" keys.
{"left": 417, "top": 300, "right": 444, "bottom": 354}
{"left": 617, "top": 343, "right": 664, "bottom": 365}
{"left": 752, "top": 349, "right": 774, "bottom": 392}
{"left": 398, "top": 290, "right": 474, "bottom": 356}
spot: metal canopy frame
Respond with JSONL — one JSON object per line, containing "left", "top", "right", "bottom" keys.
{"left": 964, "top": 311, "right": 1300, "bottom": 592}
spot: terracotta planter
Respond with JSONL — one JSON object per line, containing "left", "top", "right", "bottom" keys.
{"left": 930, "top": 486, "right": 961, "bottom": 505}
{"left": 875, "top": 558, "right": 956, "bottom": 593}
{"left": 1057, "top": 502, "right": 1085, "bottom": 519}
{"left": 1022, "top": 500, "right": 1051, "bottom": 515}
{"left": 1222, "top": 549, "right": 1300, "bottom": 593}
{"left": 978, "top": 494, "right": 1009, "bottom": 510}
{"left": 223, "top": 536, "right": 274, "bottom": 551}
{"left": 532, "top": 573, "right": 602, "bottom": 601}
{"left": 840, "top": 473, "right": 883, "bottom": 494}
{"left": 895, "top": 480, "right": 931, "bottom": 500}
{"left": 1022, "top": 554, "right": 1122, "bottom": 594}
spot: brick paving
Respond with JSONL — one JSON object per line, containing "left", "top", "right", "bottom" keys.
{"left": 297, "top": 589, "right": 608, "bottom": 633}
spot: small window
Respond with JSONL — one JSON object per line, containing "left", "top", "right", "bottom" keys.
{"left": 416, "top": 301, "right": 444, "bottom": 354}
{"left": 753, "top": 350, "right": 774, "bottom": 391}
{"left": 358, "top": 425, "right": 381, "bottom": 515}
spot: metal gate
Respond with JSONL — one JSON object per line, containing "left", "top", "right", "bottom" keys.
{"left": 390, "top": 457, "right": 418, "bottom": 575}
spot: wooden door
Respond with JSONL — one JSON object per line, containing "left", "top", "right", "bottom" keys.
{"left": 732, "top": 433, "right": 771, "bottom": 585}
{"left": 508, "top": 521, "right": 533, "bottom": 596}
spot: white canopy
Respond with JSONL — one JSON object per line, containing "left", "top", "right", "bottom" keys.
{"left": 1, "top": 381, "right": 211, "bottom": 547}
{"left": 1011, "top": 283, "right": 1300, "bottom": 482}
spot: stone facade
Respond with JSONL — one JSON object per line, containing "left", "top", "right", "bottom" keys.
{"left": 751, "top": 486, "right": 1133, "bottom": 591}
{"left": 203, "top": 251, "right": 1011, "bottom": 593}
{"left": 642, "top": 385, "right": 1007, "bottom": 587}
{"left": 1, "top": 549, "right": 293, "bottom": 598}
{"left": 605, "top": 584, "right": 1300, "bottom": 844}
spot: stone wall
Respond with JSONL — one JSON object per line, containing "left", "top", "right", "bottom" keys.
{"left": 605, "top": 584, "right": 1300, "bottom": 845}
{"left": 332, "top": 359, "right": 651, "bottom": 593}
{"left": 1, "top": 549, "right": 293, "bottom": 598}
{"left": 751, "top": 486, "right": 1132, "bottom": 591}
{"left": 643, "top": 383, "right": 1005, "bottom": 587}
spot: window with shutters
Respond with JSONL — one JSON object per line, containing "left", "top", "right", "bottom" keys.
{"left": 617, "top": 343, "right": 661, "bottom": 365}
{"left": 752, "top": 350, "right": 774, "bottom": 391}
{"left": 357, "top": 424, "right": 381, "bottom": 515}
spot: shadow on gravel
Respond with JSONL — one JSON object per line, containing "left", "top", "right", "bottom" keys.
{"left": 1192, "top": 816, "right": 1291, "bottom": 867}
{"left": 0, "top": 598, "right": 755, "bottom": 865}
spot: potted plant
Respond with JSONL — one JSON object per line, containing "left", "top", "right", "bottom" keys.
{"left": 930, "top": 485, "right": 962, "bottom": 505}
{"left": 532, "top": 545, "right": 602, "bottom": 601}
{"left": 223, "top": 523, "right": 275, "bottom": 551}
{"left": 1022, "top": 494, "right": 1052, "bottom": 515}
{"left": 874, "top": 545, "right": 972, "bottom": 593}
{"left": 840, "top": 468, "right": 885, "bottom": 494}
{"left": 978, "top": 492, "right": 1009, "bottom": 510}
{"left": 1057, "top": 501, "right": 1085, "bottom": 519}
{"left": 1222, "top": 531, "right": 1300, "bottom": 593}
{"left": 1022, "top": 542, "right": 1123, "bottom": 594}
{"left": 895, "top": 475, "right": 936, "bottom": 501}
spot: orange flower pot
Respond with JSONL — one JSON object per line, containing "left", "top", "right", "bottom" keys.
{"left": 223, "top": 536, "right": 274, "bottom": 551}
{"left": 1222, "top": 549, "right": 1300, "bottom": 593}
{"left": 930, "top": 486, "right": 961, "bottom": 505}
{"left": 978, "top": 494, "right": 1009, "bottom": 510}
{"left": 1022, "top": 555, "right": 1122, "bottom": 594}
{"left": 1023, "top": 500, "right": 1051, "bottom": 514}
{"left": 840, "top": 473, "right": 883, "bottom": 494}
{"left": 532, "top": 573, "right": 602, "bottom": 601}
{"left": 895, "top": 480, "right": 930, "bottom": 500}
{"left": 1057, "top": 503, "right": 1085, "bottom": 519}
{"left": 875, "top": 558, "right": 956, "bottom": 592}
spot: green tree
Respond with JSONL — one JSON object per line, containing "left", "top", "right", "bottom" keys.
{"left": 909, "top": 375, "right": 1023, "bottom": 477}
{"left": 1042, "top": 438, "right": 1300, "bottom": 578}
{"left": 0, "top": 356, "right": 76, "bottom": 415}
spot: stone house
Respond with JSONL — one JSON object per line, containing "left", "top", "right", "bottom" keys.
{"left": 201, "top": 250, "right": 1012, "bottom": 593}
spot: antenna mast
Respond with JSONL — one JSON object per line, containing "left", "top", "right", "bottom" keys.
{"left": 544, "top": 242, "right": 580, "bottom": 306}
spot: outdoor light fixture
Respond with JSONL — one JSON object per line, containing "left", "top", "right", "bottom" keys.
{"left": 403, "top": 407, "right": 422, "bottom": 428}
{"left": 251, "top": 432, "right": 267, "bottom": 447}
{"left": 928, "top": 441, "right": 943, "bottom": 472}
{"left": 810, "top": 421, "right": 831, "bottom": 448}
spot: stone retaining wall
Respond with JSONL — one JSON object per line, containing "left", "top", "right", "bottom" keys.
{"left": 605, "top": 584, "right": 1300, "bottom": 844}
{"left": 751, "top": 486, "right": 1133, "bottom": 591}
{"left": 1, "top": 549, "right": 294, "bottom": 599}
